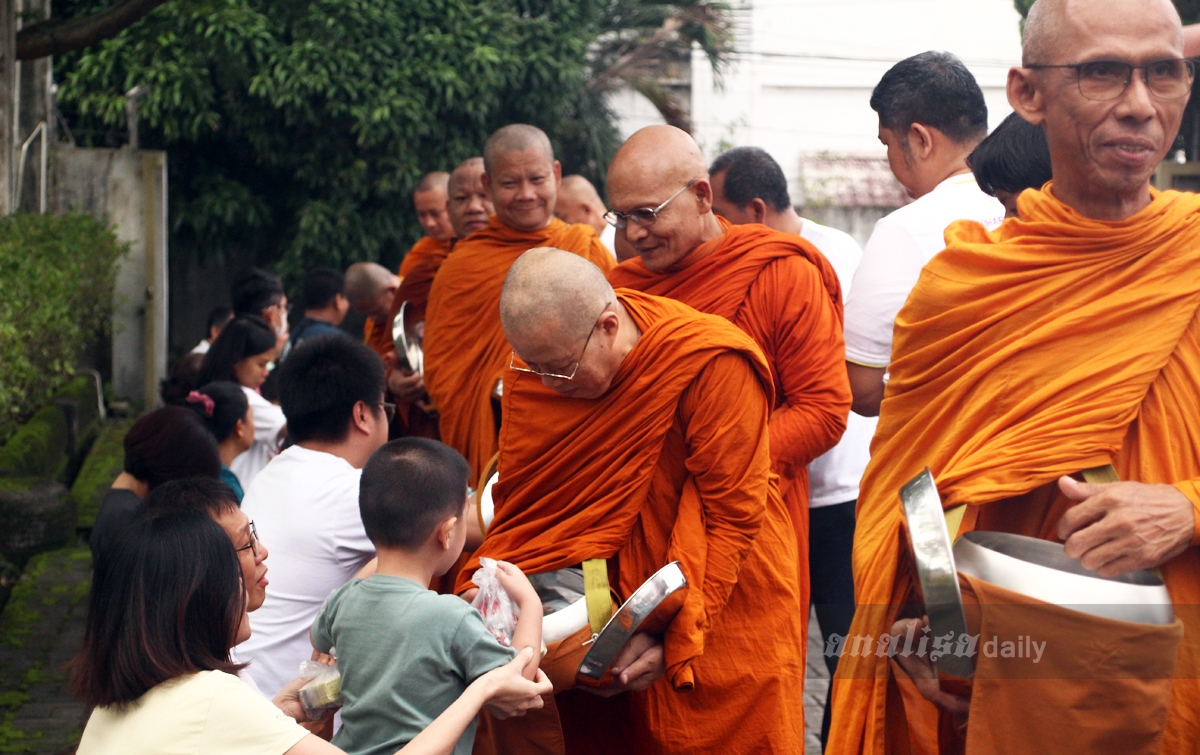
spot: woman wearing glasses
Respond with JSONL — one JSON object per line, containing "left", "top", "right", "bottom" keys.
{"left": 72, "top": 506, "right": 550, "bottom": 755}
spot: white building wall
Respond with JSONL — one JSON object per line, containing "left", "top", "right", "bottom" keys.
{"left": 613, "top": 0, "right": 1025, "bottom": 200}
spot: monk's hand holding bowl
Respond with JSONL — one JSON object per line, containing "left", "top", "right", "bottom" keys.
{"left": 387, "top": 367, "right": 426, "bottom": 402}
{"left": 1056, "top": 476, "right": 1195, "bottom": 577}
{"left": 888, "top": 617, "right": 971, "bottom": 717}
{"left": 584, "top": 632, "right": 665, "bottom": 697}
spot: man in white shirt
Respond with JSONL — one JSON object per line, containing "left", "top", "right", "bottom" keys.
{"left": 238, "top": 334, "right": 390, "bottom": 698}
{"left": 710, "top": 145, "right": 873, "bottom": 748}
{"left": 846, "top": 51, "right": 1006, "bottom": 416}
{"left": 189, "top": 304, "right": 233, "bottom": 355}
{"left": 554, "top": 174, "right": 622, "bottom": 259}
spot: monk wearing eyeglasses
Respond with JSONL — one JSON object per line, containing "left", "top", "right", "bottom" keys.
{"left": 607, "top": 125, "right": 852, "bottom": 712}
{"left": 460, "top": 247, "right": 808, "bottom": 754}
{"left": 424, "top": 125, "right": 614, "bottom": 479}
{"left": 829, "top": 1, "right": 1200, "bottom": 754}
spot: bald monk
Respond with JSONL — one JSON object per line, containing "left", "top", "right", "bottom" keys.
{"left": 829, "top": 2, "right": 1200, "bottom": 754}
{"left": 460, "top": 247, "right": 807, "bottom": 754}
{"left": 555, "top": 175, "right": 619, "bottom": 259}
{"left": 401, "top": 171, "right": 456, "bottom": 278}
{"left": 424, "top": 124, "right": 615, "bottom": 479}
{"left": 607, "top": 126, "right": 852, "bottom": 689}
{"left": 392, "top": 157, "right": 495, "bottom": 323}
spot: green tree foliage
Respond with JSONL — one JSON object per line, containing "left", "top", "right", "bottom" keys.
{"left": 0, "top": 213, "right": 126, "bottom": 443}
{"left": 55, "top": 0, "right": 735, "bottom": 282}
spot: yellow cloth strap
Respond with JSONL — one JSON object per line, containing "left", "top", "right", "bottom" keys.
{"left": 582, "top": 558, "right": 612, "bottom": 635}
{"left": 942, "top": 464, "right": 1120, "bottom": 540}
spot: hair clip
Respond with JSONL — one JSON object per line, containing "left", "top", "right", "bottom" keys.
{"left": 186, "top": 390, "right": 215, "bottom": 418}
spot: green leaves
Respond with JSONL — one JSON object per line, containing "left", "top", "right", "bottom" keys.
{"left": 0, "top": 214, "right": 126, "bottom": 443}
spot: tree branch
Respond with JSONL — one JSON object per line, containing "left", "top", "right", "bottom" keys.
{"left": 16, "top": 0, "right": 169, "bottom": 61}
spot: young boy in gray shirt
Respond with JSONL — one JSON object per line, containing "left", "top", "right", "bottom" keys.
{"left": 311, "top": 438, "right": 543, "bottom": 755}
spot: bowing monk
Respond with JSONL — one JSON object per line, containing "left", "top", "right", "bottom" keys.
{"left": 423, "top": 125, "right": 614, "bottom": 479}
{"left": 460, "top": 247, "right": 807, "bottom": 754}
{"left": 607, "top": 126, "right": 852, "bottom": 686}
{"left": 401, "top": 171, "right": 456, "bottom": 277}
{"left": 344, "top": 262, "right": 431, "bottom": 436}
{"left": 829, "top": 1, "right": 1200, "bottom": 754}
{"left": 394, "top": 157, "right": 494, "bottom": 321}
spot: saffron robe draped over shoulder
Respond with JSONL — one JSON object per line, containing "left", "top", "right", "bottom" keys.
{"left": 459, "top": 290, "right": 808, "bottom": 754}
{"left": 395, "top": 242, "right": 454, "bottom": 321}
{"left": 608, "top": 218, "right": 851, "bottom": 542}
{"left": 828, "top": 186, "right": 1200, "bottom": 755}
{"left": 423, "top": 216, "right": 614, "bottom": 478}
{"left": 399, "top": 235, "right": 452, "bottom": 277}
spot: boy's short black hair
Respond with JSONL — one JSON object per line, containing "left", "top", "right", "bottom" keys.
{"left": 141, "top": 478, "right": 240, "bottom": 519}
{"left": 303, "top": 268, "right": 345, "bottom": 311}
{"left": 870, "top": 51, "right": 988, "bottom": 145}
{"left": 967, "top": 112, "right": 1053, "bottom": 197}
{"left": 359, "top": 438, "right": 471, "bottom": 550}
{"left": 276, "top": 334, "right": 386, "bottom": 443}
{"left": 709, "top": 146, "right": 792, "bottom": 213}
{"left": 231, "top": 268, "right": 284, "bottom": 317}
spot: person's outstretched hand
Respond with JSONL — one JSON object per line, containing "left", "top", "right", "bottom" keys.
{"left": 481, "top": 648, "right": 553, "bottom": 719}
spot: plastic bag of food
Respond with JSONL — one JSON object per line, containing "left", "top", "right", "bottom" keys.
{"left": 297, "top": 656, "right": 342, "bottom": 721}
{"left": 470, "top": 557, "right": 517, "bottom": 647}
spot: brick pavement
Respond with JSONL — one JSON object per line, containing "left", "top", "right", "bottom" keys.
{"left": 0, "top": 542, "right": 91, "bottom": 755}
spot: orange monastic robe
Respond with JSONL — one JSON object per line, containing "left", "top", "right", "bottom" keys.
{"left": 459, "top": 290, "right": 807, "bottom": 754}
{"left": 395, "top": 241, "right": 454, "bottom": 320}
{"left": 424, "top": 216, "right": 614, "bottom": 478}
{"left": 400, "top": 235, "right": 453, "bottom": 277}
{"left": 828, "top": 187, "right": 1200, "bottom": 755}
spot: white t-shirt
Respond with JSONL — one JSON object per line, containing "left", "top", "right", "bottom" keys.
{"left": 799, "top": 219, "right": 879, "bottom": 507}
{"left": 230, "top": 387, "right": 287, "bottom": 489}
{"left": 190, "top": 338, "right": 211, "bottom": 355}
{"left": 844, "top": 174, "right": 1004, "bottom": 368}
{"left": 238, "top": 445, "right": 375, "bottom": 698}
{"left": 77, "top": 670, "right": 307, "bottom": 755}
{"left": 600, "top": 223, "right": 618, "bottom": 259}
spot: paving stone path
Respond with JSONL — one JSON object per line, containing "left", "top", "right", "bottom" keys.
{"left": 0, "top": 542, "right": 91, "bottom": 755}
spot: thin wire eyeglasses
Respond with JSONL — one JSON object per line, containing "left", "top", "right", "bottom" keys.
{"left": 235, "top": 520, "right": 260, "bottom": 558}
{"left": 1026, "top": 58, "right": 1196, "bottom": 101}
{"left": 509, "top": 302, "right": 613, "bottom": 381}
{"left": 603, "top": 179, "right": 698, "bottom": 229}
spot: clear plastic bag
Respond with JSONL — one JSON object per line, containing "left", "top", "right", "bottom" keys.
{"left": 296, "top": 656, "right": 342, "bottom": 721}
{"left": 470, "top": 557, "right": 517, "bottom": 647}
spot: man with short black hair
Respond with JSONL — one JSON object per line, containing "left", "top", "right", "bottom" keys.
{"left": 237, "top": 335, "right": 389, "bottom": 698}
{"left": 288, "top": 267, "right": 349, "bottom": 351}
{"left": 967, "top": 112, "right": 1053, "bottom": 218}
{"left": 190, "top": 304, "right": 234, "bottom": 355}
{"left": 845, "top": 51, "right": 1005, "bottom": 416}
{"left": 231, "top": 267, "right": 289, "bottom": 354}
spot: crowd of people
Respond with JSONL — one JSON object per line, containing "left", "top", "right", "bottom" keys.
{"left": 73, "top": 0, "right": 1200, "bottom": 753}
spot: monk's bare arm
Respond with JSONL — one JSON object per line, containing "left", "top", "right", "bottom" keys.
{"left": 681, "top": 352, "right": 772, "bottom": 619}
{"left": 847, "top": 362, "right": 886, "bottom": 417}
{"left": 755, "top": 260, "right": 851, "bottom": 476}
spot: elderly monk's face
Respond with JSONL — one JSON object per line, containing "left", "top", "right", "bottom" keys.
{"left": 485, "top": 149, "right": 562, "bottom": 233}
{"left": 414, "top": 188, "right": 455, "bottom": 242}
{"left": 608, "top": 175, "right": 711, "bottom": 272}
{"left": 448, "top": 169, "right": 494, "bottom": 238}
{"left": 1018, "top": 0, "right": 1186, "bottom": 204}
{"left": 509, "top": 307, "right": 620, "bottom": 400}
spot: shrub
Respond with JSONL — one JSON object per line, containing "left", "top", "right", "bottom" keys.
{"left": 0, "top": 213, "right": 126, "bottom": 444}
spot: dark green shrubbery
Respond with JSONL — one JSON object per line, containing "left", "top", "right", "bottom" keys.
{"left": 0, "top": 213, "right": 126, "bottom": 444}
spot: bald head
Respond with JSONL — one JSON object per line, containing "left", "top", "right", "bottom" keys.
{"left": 483, "top": 125, "right": 554, "bottom": 176}
{"left": 448, "top": 157, "right": 493, "bottom": 238}
{"left": 1023, "top": 0, "right": 1181, "bottom": 64}
{"left": 555, "top": 175, "right": 607, "bottom": 236}
{"left": 608, "top": 126, "right": 707, "bottom": 199}
{"left": 344, "top": 262, "right": 399, "bottom": 317}
{"left": 501, "top": 248, "right": 611, "bottom": 342}
{"left": 413, "top": 171, "right": 454, "bottom": 242}
{"left": 415, "top": 171, "right": 449, "bottom": 195}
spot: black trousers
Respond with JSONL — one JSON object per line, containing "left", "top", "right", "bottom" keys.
{"left": 809, "top": 499, "right": 857, "bottom": 750}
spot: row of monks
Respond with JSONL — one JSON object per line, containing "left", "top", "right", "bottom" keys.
{"left": 337, "top": 1, "right": 1200, "bottom": 752}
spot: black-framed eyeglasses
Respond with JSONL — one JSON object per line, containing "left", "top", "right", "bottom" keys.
{"left": 235, "top": 520, "right": 259, "bottom": 558}
{"left": 1027, "top": 58, "right": 1196, "bottom": 101}
{"left": 378, "top": 402, "right": 397, "bottom": 423}
{"left": 509, "top": 302, "right": 613, "bottom": 381}
{"left": 604, "top": 180, "right": 698, "bottom": 230}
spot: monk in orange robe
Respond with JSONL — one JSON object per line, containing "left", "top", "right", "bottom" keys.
{"left": 828, "top": 2, "right": 1200, "bottom": 753}
{"left": 608, "top": 126, "right": 851, "bottom": 699}
{"left": 395, "top": 157, "right": 495, "bottom": 320}
{"left": 400, "top": 171, "right": 456, "bottom": 277}
{"left": 459, "top": 247, "right": 807, "bottom": 754}
{"left": 424, "top": 125, "right": 614, "bottom": 479}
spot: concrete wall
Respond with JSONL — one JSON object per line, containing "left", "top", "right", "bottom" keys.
{"left": 1, "top": 0, "right": 15, "bottom": 216}
{"left": 51, "top": 146, "right": 169, "bottom": 409}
